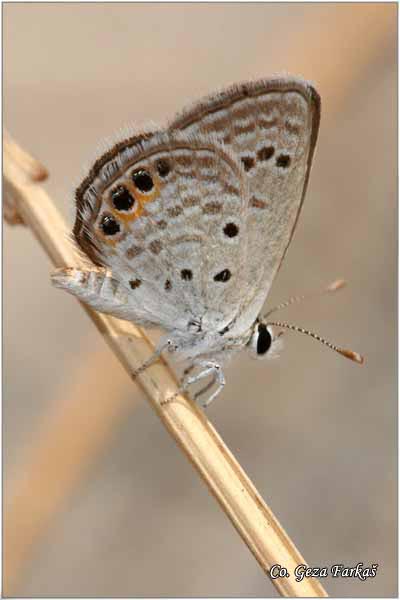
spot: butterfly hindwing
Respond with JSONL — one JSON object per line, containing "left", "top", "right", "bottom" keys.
{"left": 73, "top": 131, "right": 248, "bottom": 332}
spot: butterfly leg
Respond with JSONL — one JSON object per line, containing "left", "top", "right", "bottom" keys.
{"left": 193, "top": 377, "right": 218, "bottom": 404}
{"left": 132, "top": 338, "right": 178, "bottom": 378}
{"left": 181, "top": 360, "right": 225, "bottom": 407}
{"left": 183, "top": 364, "right": 196, "bottom": 377}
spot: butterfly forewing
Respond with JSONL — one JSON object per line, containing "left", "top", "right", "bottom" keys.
{"left": 170, "top": 77, "right": 320, "bottom": 330}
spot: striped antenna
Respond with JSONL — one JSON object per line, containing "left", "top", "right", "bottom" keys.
{"left": 263, "top": 279, "right": 346, "bottom": 319}
{"left": 267, "top": 320, "right": 364, "bottom": 364}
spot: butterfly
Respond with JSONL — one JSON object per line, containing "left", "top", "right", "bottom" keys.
{"left": 52, "top": 76, "right": 363, "bottom": 406}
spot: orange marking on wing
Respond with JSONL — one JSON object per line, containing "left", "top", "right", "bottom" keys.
{"left": 101, "top": 237, "right": 119, "bottom": 247}
{"left": 104, "top": 182, "right": 143, "bottom": 222}
{"left": 100, "top": 174, "right": 161, "bottom": 244}
{"left": 112, "top": 203, "right": 144, "bottom": 223}
{"left": 134, "top": 179, "right": 160, "bottom": 204}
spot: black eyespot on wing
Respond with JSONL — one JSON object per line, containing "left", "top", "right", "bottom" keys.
{"left": 111, "top": 185, "right": 135, "bottom": 211}
{"left": 257, "top": 324, "right": 272, "bottom": 355}
{"left": 165, "top": 279, "right": 172, "bottom": 291}
{"left": 156, "top": 159, "right": 170, "bottom": 178}
{"left": 214, "top": 269, "right": 231, "bottom": 282}
{"left": 257, "top": 146, "right": 274, "bottom": 161}
{"left": 241, "top": 156, "right": 255, "bottom": 171}
{"left": 276, "top": 154, "right": 291, "bottom": 168}
{"left": 223, "top": 222, "right": 239, "bottom": 238}
{"left": 129, "top": 278, "right": 141, "bottom": 289}
{"left": 181, "top": 269, "right": 193, "bottom": 281}
{"left": 132, "top": 169, "right": 154, "bottom": 192}
{"left": 100, "top": 214, "right": 120, "bottom": 236}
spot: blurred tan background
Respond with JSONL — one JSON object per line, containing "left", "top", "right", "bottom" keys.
{"left": 4, "top": 3, "right": 397, "bottom": 597}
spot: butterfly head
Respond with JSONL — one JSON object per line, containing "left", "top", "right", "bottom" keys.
{"left": 247, "top": 278, "right": 364, "bottom": 365}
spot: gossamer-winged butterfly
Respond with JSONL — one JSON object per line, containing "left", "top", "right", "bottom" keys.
{"left": 52, "top": 76, "right": 363, "bottom": 406}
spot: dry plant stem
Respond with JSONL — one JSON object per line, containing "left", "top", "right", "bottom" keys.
{"left": 4, "top": 132, "right": 49, "bottom": 183}
{"left": 4, "top": 135, "right": 328, "bottom": 598}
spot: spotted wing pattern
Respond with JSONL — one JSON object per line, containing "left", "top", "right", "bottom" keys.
{"left": 170, "top": 77, "right": 320, "bottom": 330}
{"left": 73, "top": 130, "right": 248, "bottom": 332}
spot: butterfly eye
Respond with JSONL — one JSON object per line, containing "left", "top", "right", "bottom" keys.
{"left": 248, "top": 322, "right": 273, "bottom": 358}
{"left": 111, "top": 185, "right": 135, "bottom": 211}
{"left": 257, "top": 323, "right": 272, "bottom": 355}
{"left": 132, "top": 169, "right": 154, "bottom": 193}
{"left": 100, "top": 214, "right": 120, "bottom": 236}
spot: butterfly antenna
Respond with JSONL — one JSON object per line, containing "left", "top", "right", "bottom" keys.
{"left": 263, "top": 279, "right": 346, "bottom": 319}
{"left": 267, "top": 320, "right": 364, "bottom": 364}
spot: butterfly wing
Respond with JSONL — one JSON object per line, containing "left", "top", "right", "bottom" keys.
{"left": 73, "top": 130, "right": 249, "bottom": 333}
{"left": 170, "top": 76, "right": 320, "bottom": 330}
